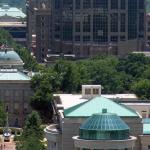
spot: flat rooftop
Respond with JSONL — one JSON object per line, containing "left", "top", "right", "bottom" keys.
{"left": 0, "top": 22, "right": 26, "bottom": 27}
{"left": 54, "top": 93, "right": 138, "bottom": 110}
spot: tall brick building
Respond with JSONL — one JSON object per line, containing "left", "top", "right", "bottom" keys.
{"left": 26, "top": 0, "right": 51, "bottom": 62}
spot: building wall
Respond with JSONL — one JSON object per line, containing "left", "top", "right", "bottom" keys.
{"left": 60, "top": 116, "right": 143, "bottom": 150}
{"left": 0, "top": 82, "right": 32, "bottom": 127}
{"left": 140, "top": 135, "right": 150, "bottom": 150}
{"left": 50, "top": 0, "right": 145, "bottom": 57}
{"left": 146, "top": 14, "right": 150, "bottom": 50}
{"left": 123, "top": 104, "right": 150, "bottom": 118}
{"left": 26, "top": 0, "right": 51, "bottom": 63}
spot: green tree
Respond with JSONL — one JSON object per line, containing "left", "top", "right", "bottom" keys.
{"left": 16, "top": 111, "right": 45, "bottom": 150}
{"left": 0, "top": 29, "right": 38, "bottom": 71}
{"left": 117, "top": 53, "right": 150, "bottom": 78}
{"left": 131, "top": 79, "right": 150, "bottom": 99}
{"left": 54, "top": 60, "right": 80, "bottom": 93}
{"left": 23, "top": 111, "right": 42, "bottom": 137}
{"left": 0, "top": 101, "right": 6, "bottom": 126}
{"left": 30, "top": 69, "right": 61, "bottom": 122}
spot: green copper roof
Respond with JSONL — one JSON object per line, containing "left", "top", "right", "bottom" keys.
{"left": 0, "top": 69, "right": 30, "bottom": 80}
{"left": 0, "top": 5, "right": 26, "bottom": 18}
{"left": 0, "top": 51, "right": 23, "bottom": 62}
{"left": 79, "top": 111, "right": 130, "bottom": 140}
{"left": 64, "top": 97, "right": 138, "bottom": 118}
{"left": 143, "top": 119, "right": 150, "bottom": 134}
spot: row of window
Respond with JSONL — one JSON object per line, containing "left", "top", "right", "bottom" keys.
{"left": 74, "top": 35, "right": 125, "bottom": 42}
{"left": 54, "top": 0, "right": 144, "bottom": 10}
{"left": 85, "top": 88, "right": 99, "bottom": 95}
{"left": 5, "top": 103, "right": 28, "bottom": 113}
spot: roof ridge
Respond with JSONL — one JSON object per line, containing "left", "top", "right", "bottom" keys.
{"left": 64, "top": 96, "right": 138, "bottom": 118}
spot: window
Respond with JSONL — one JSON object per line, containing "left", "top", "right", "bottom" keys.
{"left": 75, "top": 35, "right": 80, "bottom": 41}
{"left": 75, "top": 22, "right": 80, "bottom": 32}
{"left": 111, "top": 36, "right": 118, "bottom": 42}
{"left": 93, "top": 0, "right": 108, "bottom": 9}
{"left": 139, "top": 0, "right": 144, "bottom": 9}
{"left": 83, "top": 36, "right": 90, "bottom": 42}
{"left": 75, "top": 0, "right": 80, "bottom": 9}
{"left": 111, "top": 0, "right": 118, "bottom": 9}
{"left": 24, "top": 103, "right": 28, "bottom": 112}
{"left": 111, "top": 13, "right": 118, "bottom": 32}
{"left": 83, "top": 15, "right": 90, "bottom": 32}
{"left": 120, "top": 13, "right": 126, "bottom": 32}
{"left": 120, "top": 35, "right": 126, "bottom": 41}
{"left": 5, "top": 105, "right": 9, "bottom": 112}
{"left": 93, "top": 14, "right": 108, "bottom": 43}
{"left": 93, "top": 88, "right": 99, "bottom": 94}
{"left": 147, "top": 36, "right": 150, "bottom": 40}
{"left": 14, "top": 118, "right": 19, "bottom": 127}
{"left": 142, "top": 111, "right": 147, "bottom": 118}
{"left": 120, "top": 0, "right": 125, "bottom": 9}
{"left": 83, "top": 0, "right": 91, "bottom": 8}
{"left": 85, "top": 88, "right": 91, "bottom": 94}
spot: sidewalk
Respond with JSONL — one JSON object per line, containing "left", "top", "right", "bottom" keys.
{"left": 0, "top": 135, "right": 16, "bottom": 150}
{"left": 0, "top": 142, "right": 16, "bottom": 150}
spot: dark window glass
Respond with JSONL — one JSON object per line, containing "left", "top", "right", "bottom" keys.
{"left": 83, "top": 35, "right": 90, "bottom": 42}
{"left": 63, "top": 19, "right": 73, "bottom": 41}
{"left": 55, "top": 0, "right": 60, "bottom": 9}
{"left": 83, "top": 0, "right": 91, "bottom": 8}
{"left": 120, "top": 0, "right": 126, "bottom": 9}
{"left": 83, "top": 15, "right": 90, "bottom": 32}
{"left": 139, "top": 13, "right": 144, "bottom": 32}
{"left": 111, "top": 13, "right": 118, "bottom": 32}
{"left": 75, "top": 35, "right": 80, "bottom": 41}
{"left": 93, "top": 13, "right": 108, "bottom": 43}
{"left": 139, "top": 0, "right": 144, "bottom": 9}
{"left": 111, "top": 36, "right": 118, "bottom": 42}
{"left": 120, "top": 13, "right": 126, "bottom": 32}
{"left": 75, "top": 22, "right": 80, "bottom": 32}
{"left": 75, "top": 0, "right": 80, "bottom": 9}
{"left": 111, "top": 0, "right": 118, "bottom": 9}
{"left": 93, "top": 0, "right": 108, "bottom": 9}
{"left": 63, "top": 0, "right": 73, "bottom": 9}
{"left": 128, "top": 0, "right": 137, "bottom": 39}
{"left": 120, "top": 35, "right": 126, "bottom": 41}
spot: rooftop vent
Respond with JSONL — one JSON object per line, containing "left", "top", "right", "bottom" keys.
{"left": 82, "top": 85, "right": 101, "bottom": 99}
{"left": 102, "top": 108, "right": 107, "bottom": 113}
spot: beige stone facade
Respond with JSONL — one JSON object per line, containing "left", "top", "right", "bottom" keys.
{"left": 0, "top": 79, "right": 32, "bottom": 127}
{"left": 44, "top": 95, "right": 145, "bottom": 150}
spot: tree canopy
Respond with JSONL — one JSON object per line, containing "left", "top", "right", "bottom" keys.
{"left": 31, "top": 54, "right": 150, "bottom": 105}
{"left": 0, "top": 29, "right": 38, "bottom": 71}
{"left": 16, "top": 111, "right": 45, "bottom": 150}
{"left": 0, "top": 101, "right": 6, "bottom": 126}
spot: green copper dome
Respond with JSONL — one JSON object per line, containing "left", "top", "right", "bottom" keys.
{"left": 79, "top": 109, "right": 130, "bottom": 140}
{"left": 0, "top": 51, "right": 22, "bottom": 62}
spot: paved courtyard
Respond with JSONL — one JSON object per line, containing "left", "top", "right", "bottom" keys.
{"left": 0, "top": 135, "right": 16, "bottom": 150}
{"left": 0, "top": 142, "right": 16, "bottom": 150}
